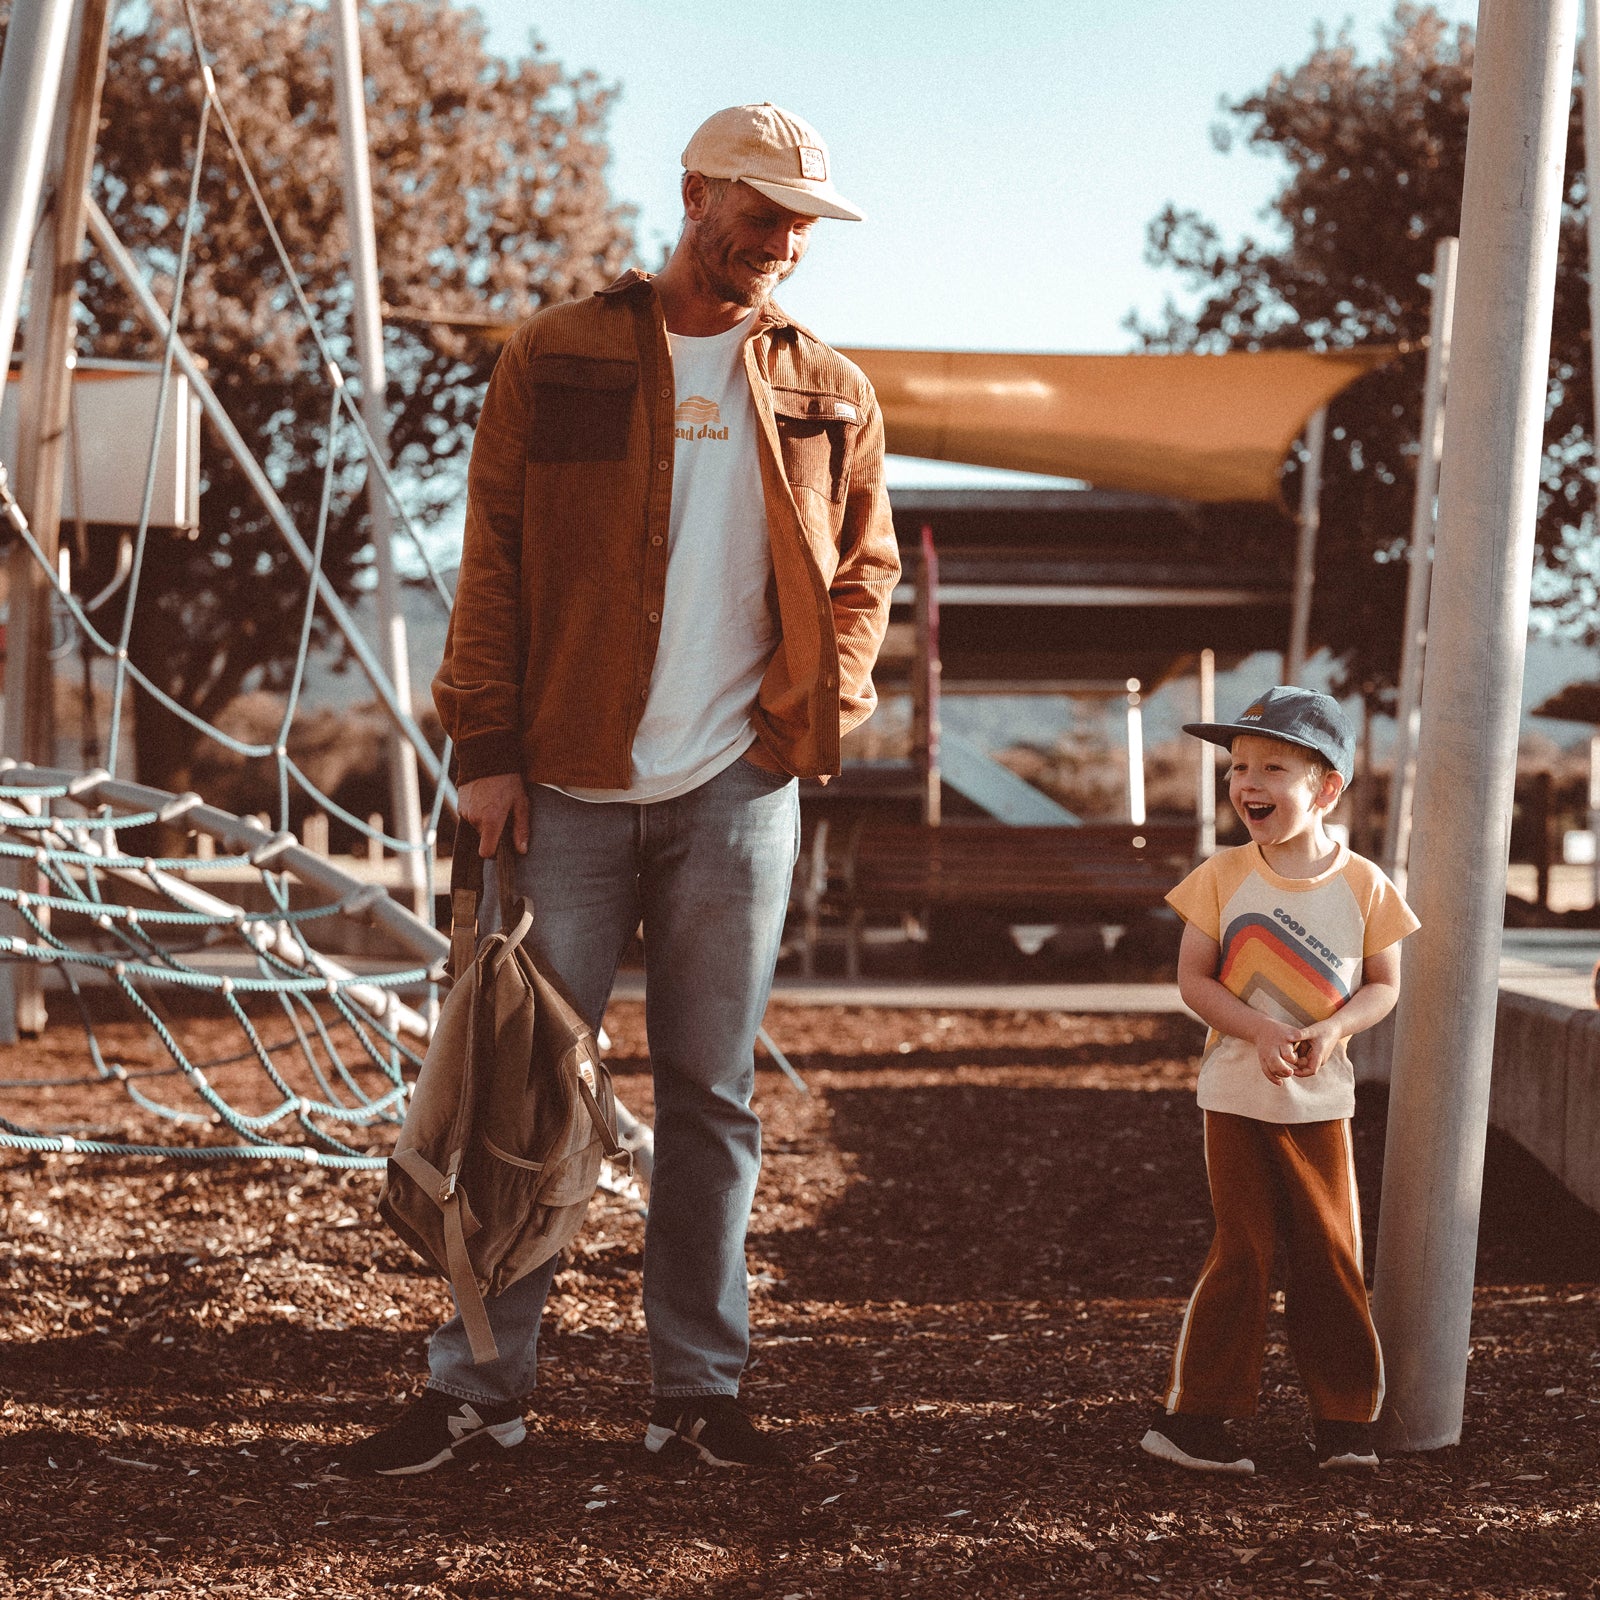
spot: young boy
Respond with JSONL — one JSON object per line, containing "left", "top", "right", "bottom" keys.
{"left": 1141, "top": 686, "right": 1418, "bottom": 1475}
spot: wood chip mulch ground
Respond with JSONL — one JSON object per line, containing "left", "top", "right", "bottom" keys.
{"left": 3, "top": 1000, "right": 1598, "bottom": 1597}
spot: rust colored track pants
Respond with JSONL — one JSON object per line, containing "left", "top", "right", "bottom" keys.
{"left": 1164, "top": 1111, "right": 1385, "bottom": 1423}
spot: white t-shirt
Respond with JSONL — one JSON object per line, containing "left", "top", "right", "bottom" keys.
{"left": 557, "top": 314, "right": 775, "bottom": 804}
{"left": 1165, "top": 842, "right": 1419, "bottom": 1123}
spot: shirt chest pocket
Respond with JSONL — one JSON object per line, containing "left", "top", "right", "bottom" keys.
{"left": 771, "top": 389, "right": 860, "bottom": 504}
{"left": 526, "top": 355, "right": 639, "bottom": 462}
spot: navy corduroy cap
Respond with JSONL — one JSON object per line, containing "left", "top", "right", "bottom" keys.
{"left": 1183, "top": 685, "right": 1356, "bottom": 783}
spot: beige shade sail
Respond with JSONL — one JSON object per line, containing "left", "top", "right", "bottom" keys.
{"left": 839, "top": 346, "right": 1398, "bottom": 505}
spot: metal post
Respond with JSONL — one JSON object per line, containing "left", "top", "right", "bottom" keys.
{"left": 1531, "top": 767, "right": 1553, "bottom": 910}
{"left": 1284, "top": 406, "right": 1326, "bottom": 686}
{"left": 1385, "top": 237, "right": 1460, "bottom": 893}
{"left": 1588, "top": 0, "right": 1600, "bottom": 911}
{"left": 0, "top": 0, "right": 77, "bottom": 386}
{"left": 1372, "top": 0, "right": 1578, "bottom": 1453}
{"left": 329, "top": 0, "right": 427, "bottom": 914}
{"left": 6, "top": 0, "right": 110, "bottom": 763}
{"left": 0, "top": 0, "right": 111, "bottom": 1039}
{"left": 1125, "top": 677, "right": 1145, "bottom": 827}
{"left": 1589, "top": 732, "right": 1600, "bottom": 908}
{"left": 1586, "top": 0, "right": 1600, "bottom": 505}
{"left": 1197, "top": 649, "right": 1217, "bottom": 858}
{"left": 911, "top": 522, "right": 941, "bottom": 825}
{"left": 1351, "top": 693, "right": 1376, "bottom": 855}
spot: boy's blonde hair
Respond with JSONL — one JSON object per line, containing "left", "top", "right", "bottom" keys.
{"left": 1231, "top": 732, "right": 1341, "bottom": 798}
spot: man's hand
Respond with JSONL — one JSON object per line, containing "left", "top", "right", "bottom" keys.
{"left": 1252, "top": 1016, "right": 1303, "bottom": 1085}
{"left": 1288, "top": 1018, "right": 1342, "bottom": 1078}
{"left": 457, "top": 773, "right": 530, "bottom": 857}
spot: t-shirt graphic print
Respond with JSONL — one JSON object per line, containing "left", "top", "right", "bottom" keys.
{"left": 675, "top": 394, "right": 726, "bottom": 436}
{"left": 1165, "top": 842, "right": 1419, "bottom": 1123}
{"left": 1220, "top": 904, "right": 1351, "bottom": 1022}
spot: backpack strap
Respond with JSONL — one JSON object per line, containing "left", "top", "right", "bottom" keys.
{"left": 391, "top": 1144, "right": 499, "bottom": 1365}
{"left": 446, "top": 819, "right": 485, "bottom": 982}
{"left": 575, "top": 1051, "right": 628, "bottom": 1166}
{"left": 447, "top": 821, "right": 533, "bottom": 981}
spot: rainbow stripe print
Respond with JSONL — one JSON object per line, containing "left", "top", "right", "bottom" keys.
{"left": 1217, "top": 912, "right": 1352, "bottom": 1027}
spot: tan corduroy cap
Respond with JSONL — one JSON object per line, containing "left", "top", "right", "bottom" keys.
{"left": 682, "top": 102, "right": 865, "bottom": 222}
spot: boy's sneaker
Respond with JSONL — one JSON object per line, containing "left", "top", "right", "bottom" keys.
{"left": 1140, "top": 1411, "right": 1254, "bottom": 1476}
{"left": 644, "top": 1396, "right": 790, "bottom": 1469}
{"left": 334, "top": 1389, "right": 527, "bottom": 1476}
{"left": 1315, "top": 1419, "right": 1379, "bottom": 1470}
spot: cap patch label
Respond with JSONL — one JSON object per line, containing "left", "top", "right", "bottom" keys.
{"left": 798, "top": 145, "right": 827, "bottom": 181}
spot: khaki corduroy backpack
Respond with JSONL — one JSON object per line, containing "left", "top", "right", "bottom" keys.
{"left": 378, "top": 826, "right": 625, "bottom": 1363}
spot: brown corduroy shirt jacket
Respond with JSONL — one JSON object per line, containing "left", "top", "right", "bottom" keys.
{"left": 433, "top": 270, "right": 902, "bottom": 789}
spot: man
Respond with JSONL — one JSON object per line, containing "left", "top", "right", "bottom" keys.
{"left": 343, "top": 103, "right": 899, "bottom": 1475}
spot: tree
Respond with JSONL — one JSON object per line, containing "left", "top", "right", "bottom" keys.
{"left": 1132, "top": 3, "right": 1593, "bottom": 709}
{"left": 3, "top": 0, "right": 634, "bottom": 792}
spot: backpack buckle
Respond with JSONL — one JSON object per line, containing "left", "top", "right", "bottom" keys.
{"left": 439, "top": 1170, "right": 458, "bottom": 1204}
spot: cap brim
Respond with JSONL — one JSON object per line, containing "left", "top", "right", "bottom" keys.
{"left": 742, "top": 176, "right": 865, "bottom": 222}
{"left": 1182, "top": 721, "right": 1351, "bottom": 779}
{"left": 1183, "top": 720, "right": 1324, "bottom": 756}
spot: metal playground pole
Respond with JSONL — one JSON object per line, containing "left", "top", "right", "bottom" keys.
{"left": 0, "top": 0, "right": 77, "bottom": 386}
{"left": 1284, "top": 406, "right": 1326, "bottom": 686}
{"left": 329, "top": 0, "right": 429, "bottom": 917}
{"left": 1197, "top": 648, "right": 1217, "bottom": 859}
{"left": 1383, "top": 236, "right": 1458, "bottom": 895}
{"left": 1372, "top": 0, "right": 1578, "bottom": 1452}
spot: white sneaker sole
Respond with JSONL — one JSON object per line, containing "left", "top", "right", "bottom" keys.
{"left": 374, "top": 1417, "right": 527, "bottom": 1476}
{"left": 644, "top": 1421, "right": 746, "bottom": 1467}
{"left": 1140, "top": 1426, "right": 1254, "bottom": 1476}
{"left": 1319, "top": 1450, "right": 1379, "bottom": 1471}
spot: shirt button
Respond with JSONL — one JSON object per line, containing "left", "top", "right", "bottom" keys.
{"left": 658, "top": 459, "right": 670, "bottom": 471}
{"left": 660, "top": 387, "right": 672, "bottom": 399}
{"left": 648, "top": 611, "right": 660, "bottom": 624}
{"left": 639, "top": 688, "right": 648, "bottom": 700}
{"left": 651, "top": 535, "right": 663, "bottom": 547}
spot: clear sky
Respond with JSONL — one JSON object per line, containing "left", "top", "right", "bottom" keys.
{"left": 473, "top": 1, "right": 1482, "bottom": 354}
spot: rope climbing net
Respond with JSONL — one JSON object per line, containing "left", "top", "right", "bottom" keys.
{"left": 0, "top": 766, "right": 446, "bottom": 1167}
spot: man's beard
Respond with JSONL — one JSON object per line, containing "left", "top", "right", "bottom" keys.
{"left": 690, "top": 219, "right": 793, "bottom": 307}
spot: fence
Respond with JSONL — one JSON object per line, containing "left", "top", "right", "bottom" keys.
{"left": 1353, "top": 992, "right": 1600, "bottom": 1214}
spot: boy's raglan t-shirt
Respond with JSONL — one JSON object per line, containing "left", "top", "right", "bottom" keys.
{"left": 1166, "top": 843, "right": 1419, "bottom": 1123}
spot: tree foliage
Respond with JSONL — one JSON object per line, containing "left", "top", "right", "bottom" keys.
{"left": 4, "top": 0, "right": 634, "bottom": 790}
{"left": 1133, "top": 3, "right": 1594, "bottom": 706}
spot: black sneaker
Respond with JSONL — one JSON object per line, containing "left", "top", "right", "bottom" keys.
{"left": 335, "top": 1389, "right": 527, "bottom": 1476}
{"left": 1315, "top": 1419, "right": 1379, "bottom": 1470}
{"left": 1140, "top": 1411, "right": 1254, "bottom": 1476}
{"left": 644, "top": 1396, "right": 790, "bottom": 1469}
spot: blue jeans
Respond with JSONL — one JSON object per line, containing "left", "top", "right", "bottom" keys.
{"left": 425, "top": 755, "right": 800, "bottom": 1404}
